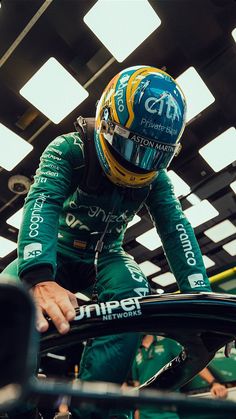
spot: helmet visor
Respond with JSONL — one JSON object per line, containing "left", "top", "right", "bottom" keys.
{"left": 103, "top": 123, "right": 180, "bottom": 171}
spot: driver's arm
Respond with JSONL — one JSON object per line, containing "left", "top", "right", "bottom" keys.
{"left": 199, "top": 367, "right": 228, "bottom": 399}
{"left": 146, "top": 169, "right": 211, "bottom": 293}
{"left": 17, "top": 134, "right": 84, "bottom": 333}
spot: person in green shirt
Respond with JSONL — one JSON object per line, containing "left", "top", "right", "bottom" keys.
{"left": 131, "top": 337, "right": 228, "bottom": 419}
{"left": 1, "top": 65, "right": 212, "bottom": 419}
{"left": 132, "top": 335, "right": 182, "bottom": 419}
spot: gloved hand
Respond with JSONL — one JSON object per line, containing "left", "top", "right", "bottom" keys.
{"left": 31, "top": 281, "right": 77, "bottom": 334}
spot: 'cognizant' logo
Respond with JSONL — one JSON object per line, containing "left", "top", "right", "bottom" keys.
{"left": 176, "top": 223, "right": 196, "bottom": 266}
{"left": 29, "top": 192, "right": 48, "bottom": 238}
{"left": 75, "top": 297, "right": 142, "bottom": 321}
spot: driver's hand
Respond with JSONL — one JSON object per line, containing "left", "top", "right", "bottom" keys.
{"left": 31, "top": 281, "right": 77, "bottom": 334}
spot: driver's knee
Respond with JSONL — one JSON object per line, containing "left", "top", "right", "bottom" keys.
{"left": 79, "top": 333, "right": 140, "bottom": 384}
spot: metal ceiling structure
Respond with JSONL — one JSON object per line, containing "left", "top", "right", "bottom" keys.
{"left": 0, "top": 0, "right": 235, "bottom": 292}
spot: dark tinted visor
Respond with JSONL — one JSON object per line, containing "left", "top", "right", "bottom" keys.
{"left": 103, "top": 123, "right": 180, "bottom": 171}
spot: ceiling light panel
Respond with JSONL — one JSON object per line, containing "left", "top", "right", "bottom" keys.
{"left": 167, "top": 170, "right": 190, "bottom": 197}
{"left": 136, "top": 227, "right": 162, "bottom": 251}
{"left": 232, "top": 28, "right": 236, "bottom": 42}
{"left": 184, "top": 200, "right": 219, "bottom": 228}
{"left": 0, "top": 124, "right": 33, "bottom": 171}
{"left": 199, "top": 127, "right": 236, "bottom": 172}
{"left": 83, "top": 0, "right": 161, "bottom": 62}
{"left": 151, "top": 272, "right": 176, "bottom": 287}
{"left": 186, "top": 193, "right": 201, "bottom": 206}
{"left": 6, "top": 207, "right": 24, "bottom": 230}
{"left": 204, "top": 220, "right": 236, "bottom": 243}
{"left": 0, "top": 237, "right": 17, "bottom": 258}
{"left": 127, "top": 215, "right": 141, "bottom": 229}
{"left": 20, "top": 57, "right": 89, "bottom": 124}
{"left": 138, "top": 261, "right": 161, "bottom": 276}
{"left": 176, "top": 66, "right": 215, "bottom": 122}
{"left": 202, "top": 255, "right": 215, "bottom": 269}
{"left": 223, "top": 239, "right": 236, "bottom": 256}
{"left": 230, "top": 181, "right": 236, "bottom": 194}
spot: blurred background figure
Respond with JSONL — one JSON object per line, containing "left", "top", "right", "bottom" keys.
{"left": 132, "top": 334, "right": 182, "bottom": 419}
{"left": 131, "top": 335, "right": 236, "bottom": 419}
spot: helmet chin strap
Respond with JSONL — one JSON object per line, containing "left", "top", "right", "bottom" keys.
{"left": 99, "top": 118, "right": 115, "bottom": 138}
{"left": 99, "top": 119, "right": 109, "bottom": 134}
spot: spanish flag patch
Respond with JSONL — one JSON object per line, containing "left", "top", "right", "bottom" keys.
{"left": 73, "top": 240, "right": 87, "bottom": 249}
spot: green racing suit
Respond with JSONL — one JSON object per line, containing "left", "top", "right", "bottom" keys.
{"left": 2, "top": 132, "right": 211, "bottom": 418}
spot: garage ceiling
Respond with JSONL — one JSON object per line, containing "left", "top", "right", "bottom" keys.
{"left": 0, "top": 0, "right": 235, "bottom": 292}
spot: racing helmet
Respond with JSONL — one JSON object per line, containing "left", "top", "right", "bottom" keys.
{"left": 95, "top": 65, "right": 186, "bottom": 188}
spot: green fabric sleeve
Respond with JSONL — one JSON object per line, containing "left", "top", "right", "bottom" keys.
{"left": 146, "top": 170, "right": 211, "bottom": 293}
{"left": 17, "top": 133, "right": 85, "bottom": 281}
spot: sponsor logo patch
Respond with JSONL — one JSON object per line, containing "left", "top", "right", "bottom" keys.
{"left": 75, "top": 297, "right": 142, "bottom": 321}
{"left": 23, "top": 243, "right": 42, "bottom": 260}
{"left": 188, "top": 273, "right": 206, "bottom": 288}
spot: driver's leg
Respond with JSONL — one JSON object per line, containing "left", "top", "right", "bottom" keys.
{"left": 77, "top": 250, "right": 150, "bottom": 418}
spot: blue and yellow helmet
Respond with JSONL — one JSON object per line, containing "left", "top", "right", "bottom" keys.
{"left": 95, "top": 65, "right": 186, "bottom": 188}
